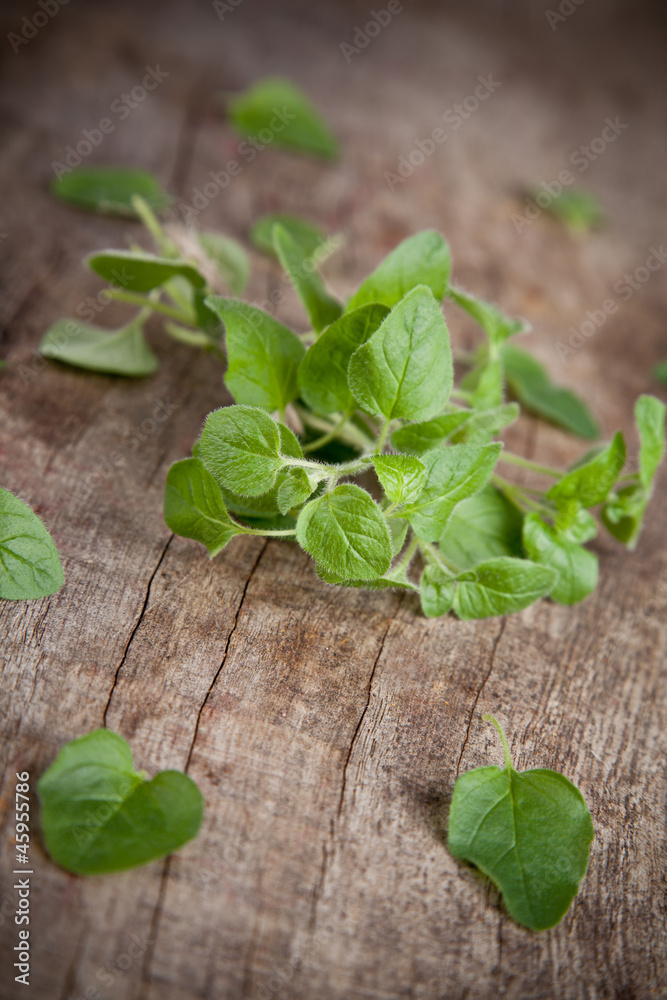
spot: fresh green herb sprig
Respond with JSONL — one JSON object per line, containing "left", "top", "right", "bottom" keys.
{"left": 448, "top": 715, "right": 594, "bottom": 931}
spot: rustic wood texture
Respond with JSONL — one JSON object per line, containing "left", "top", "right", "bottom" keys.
{"left": 1, "top": 1, "right": 666, "bottom": 998}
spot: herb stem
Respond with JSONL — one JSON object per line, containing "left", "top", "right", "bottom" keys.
{"left": 302, "top": 411, "right": 352, "bottom": 454}
{"left": 131, "top": 195, "right": 177, "bottom": 256}
{"left": 107, "top": 290, "right": 193, "bottom": 325}
{"left": 294, "top": 405, "right": 373, "bottom": 452}
{"left": 376, "top": 417, "right": 392, "bottom": 453}
{"left": 419, "top": 541, "right": 459, "bottom": 576}
{"left": 482, "top": 714, "right": 514, "bottom": 771}
{"left": 397, "top": 534, "right": 419, "bottom": 570}
{"left": 238, "top": 526, "right": 297, "bottom": 537}
{"left": 450, "top": 388, "right": 474, "bottom": 403}
{"left": 500, "top": 452, "right": 562, "bottom": 478}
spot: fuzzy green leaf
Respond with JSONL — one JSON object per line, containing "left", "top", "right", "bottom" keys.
{"left": 39, "top": 316, "right": 159, "bottom": 377}
{"left": 522, "top": 513, "right": 598, "bottom": 605}
{"left": 390, "top": 412, "right": 471, "bottom": 455}
{"left": 52, "top": 167, "right": 170, "bottom": 217}
{"left": 635, "top": 394, "right": 666, "bottom": 490}
{"left": 228, "top": 77, "right": 338, "bottom": 159}
{"left": 450, "top": 404, "right": 520, "bottom": 445}
{"left": 164, "top": 459, "right": 242, "bottom": 556}
{"left": 0, "top": 489, "right": 63, "bottom": 601}
{"left": 439, "top": 487, "right": 524, "bottom": 570}
{"left": 275, "top": 467, "right": 319, "bottom": 515}
{"left": 348, "top": 286, "right": 453, "bottom": 421}
{"left": 449, "top": 286, "right": 528, "bottom": 347}
{"left": 548, "top": 432, "right": 625, "bottom": 508}
{"left": 373, "top": 455, "right": 427, "bottom": 505}
{"left": 419, "top": 565, "right": 455, "bottom": 617}
{"left": 452, "top": 557, "right": 556, "bottom": 619}
{"left": 87, "top": 250, "right": 206, "bottom": 293}
{"left": 199, "top": 405, "right": 286, "bottom": 497}
{"left": 348, "top": 231, "right": 450, "bottom": 310}
{"left": 272, "top": 223, "right": 342, "bottom": 332}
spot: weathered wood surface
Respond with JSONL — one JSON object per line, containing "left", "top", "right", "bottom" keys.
{"left": 1, "top": 1, "right": 666, "bottom": 998}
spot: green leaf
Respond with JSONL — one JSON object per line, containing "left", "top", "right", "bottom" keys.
{"left": 401, "top": 444, "right": 502, "bottom": 542}
{"left": 451, "top": 404, "right": 520, "bottom": 445}
{"left": 522, "top": 513, "right": 598, "bottom": 605}
{"left": 251, "top": 213, "right": 329, "bottom": 261}
{"left": 601, "top": 484, "right": 646, "bottom": 549}
{"left": 388, "top": 517, "right": 409, "bottom": 556}
{"left": 316, "top": 562, "right": 418, "bottom": 592}
{"left": 470, "top": 358, "right": 504, "bottom": 410}
{"left": 37, "top": 730, "right": 203, "bottom": 875}
{"left": 439, "top": 487, "right": 524, "bottom": 570}
{"left": 39, "top": 316, "right": 159, "bottom": 377}
{"left": 205, "top": 297, "right": 305, "bottom": 412}
{"left": 164, "top": 459, "right": 243, "bottom": 557}
{"left": 502, "top": 344, "right": 600, "bottom": 440}
{"left": 275, "top": 467, "right": 319, "bottom": 515}
{"left": 548, "top": 432, "right": 625, "bottom": 508}
{"left": 272, "top": 223, "right": 342, "bottom": 332}
{"left": 348, "top": 231, "right": 451, "bottom": 311}
{"left": 654, "top": 360, "right": 667, "bottom": 385}
{"left": 635, "top": 394, "right": 666, "bottom": 490}
{"left": 347, "top": 286, "right": 453, "bottom": 421}
{"left": 199, "top": 405, "right": 286, "bottom": 497}
{"left": 541, "top": 188, "right": 604, "bottom": 233}
{"left": 555, "top": 502, "right": 597, "bottom": 544}
{"left": 373, "top": 455, "right": 426, "bottom": 505}
{"left": 449, "top": 286, "right": 528, "bottom": 347}
{"left": 198, "top": 232, "right": 250, "bottom": 296}
{"left": 296, "top": 484, "right": 392, "bottom": 581}
{"left": 87, "top": 250, "right": 206, "bottom": 293}
{"left": 452, "top": 557, "right": 556, "bottom": 619}
{"left": 298, "top": 303, "right": 389, "bottom": 415}
{"left": 0, "top": 488, "right": 63, "bottom": 601}
{"left": 227, "top": 77, "right": 338, "bottom": 159}
{"left": 390, "top": 412, "right": 471, "bottom": 455}
{"left": 448, "top": 715, "right": 594, "bottom": 930}
{"left": 419, "top": 565, "right": 455, "bottom": 617}
{"left": 51, "top": 167, "right": 170, "bottom": 217}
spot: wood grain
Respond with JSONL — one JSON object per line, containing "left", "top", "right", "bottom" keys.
{"left": 0, "top": 2, "right": 666, "bottom": 998}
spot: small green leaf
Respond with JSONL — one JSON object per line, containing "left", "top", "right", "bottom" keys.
{"left": 439, "top": 487, "right": 524, "bottom": 570}
{"left": 52, "top": 167, "right": 171, "bottom": 217}
{"left": 502, "top": 344, "right": 600, "bottom": 440}
{"left": 548, "top": 432, "right": 625, "bottom": 508}
{"left": 635, "top": 394, "right": 666, "bottom": 490}
{"left": 316, "top": 562, "right": 418, "bottom": 592}
{"left": 541, "top": 188, "right": 604, "bottom": 233}
{"left": 654, "top": 360, "right": 667, "bottom": 385}
{"left": 450, "top": 404, "right": 520, "bottom": 445}
{"left": 449, "top": 286, "right": 528, "bottom": 347}
{"left": 228, "top": 77, "right": 338, "bottom": 159}
{"left": 452, "top": 557, "right": 556, "bottom": 619}
{"left": 388, "top": 517, "right": 409, "bottom": 556}
{"left": 37, "top": 730, "right": 204, "bottom": 875}
{"left": 198, "top": 232, "right": 250, "bottom": 296}
{"left": 87, "top": 250, "right": 206, "bottom": 293}
{"left": 554, "top": 502, "right": 597, "bottom": 544}
{"left": 419, "top": 565, "right": 455, "bottom": 617}
{"left": 298, "top": 303, "right": 389, "bottom": 415}
{"left": 390, "top": 412, "right": 471, "bottom": 455}
{"left": 601, "top": 484, "right": 646, "bottom": 549}
{"left": 275, "top": 467, "right": 319, "bottom": 515}
{"left": 401, "top": 444, "right": 502, "bottom": 542}
{"left": 199, "top": 405, "right": 285, "bottom": 497}
{"left": 296, "top": 484, "right": 392, "bottom": 581}
{"left": 205, "top": 297, "right": 305, "bottom": 412}
{"left": 348, "top": 230, "right": 451, "bottom": 311}
{"left": 348, "top": 286, "right": 453, "bottom": 421}
{"left": 448, "top": 715, "right": 594, "bottom": 930}
{"left": 373, "top": 455, "right": 427, "bottom": 505}
{"left": 164, "top": 459, "right": 243, "bottom": 557}
{"left": 250, "top": 213, "right": 328, "bottom": 259}
{"left": 272, "top": 223, "right": 342, "bottom": 332}
{"left": 522, "top": 513, "right": 598, "bottom": 605}
{"left": 0, "top": 489, "right": 63, "bottom": 601}
{"left": 39, "top": 316, "right": 159, "bottom": 377}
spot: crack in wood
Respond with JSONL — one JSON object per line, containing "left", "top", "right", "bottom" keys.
{"left": 102, "top": 534, "right": 173, "bottom": 726}
{"left": 455, "top": 618, "right": 507, "bottom": 777}
{"left": 57, "top": 922, "right": 88, "bottom": 1000}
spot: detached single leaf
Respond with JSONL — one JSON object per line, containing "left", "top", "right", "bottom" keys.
{"left": 272, "top": 223, "right": 342, "bottom": 332}
{"left": 87, "top": 250, "right": 206, "bottom": 293}
{"left": 548, "top": 432, "right": 625, "bottom": 508}
{"left": 0, "top": 489, "right": 63, "bottom": 601}
{"left": 401, "top": 444, "right": 502, "bottom": 542}
{"left": 298, "top": 303, "right": 389, "bottom": 415}
{"left": 39, "top": 316, "right": 159, "bottom": 377}
{"left": 373, "top": 455, "right": 426, "bottom": 505}
{"left": 452, "top": 557, "right": 556, "bottom": 619}
{"left": 522, "top": 513, "right": 598, "bottom": 605}
{"left": 439, "top": 487, "right": 524, "bottom": 570}
{"left": 390, "top": 412, "right": 471, "bottom": 455}
{"left": 449, "top": 286, "right": 528, "bottom": 347}
{"left": 206, "top": 297, "right": 305, "bottom": 412}
{"left": 228, "top": 77, "right": 338, "bottom": 158}
{"left": 199, "top": 405, "right": 285, "bottom": 497}
{"left": 348, "top": 231, "right": 451, "bottom": 310}
{"left": 164, "top": 459, "right": 243, "bottom": 556}
{"left": 502, "top": 344, "right": 600, "bottom": 440}
{"left": 296, "top": 484, "right": 392, "bottom": 581}
{"left": 420, "top": 565, "right": 455, "bottom": 617}
{"left": 52, "top": 167, "right": 170, "bottom": 217}
{"left": 250, "top": 213, "right": 328, "bottom": 259}
{"left": 448, "top": 716, "right": 594, "bottom": 931}
{"left": 348, "top": 286, "right": 453, "bottom": 421}
{"left": 37, "top": 730, "right": 203, "bottom": 875}
{"left": 198, "top": 232, "right": 250, "bottom": 296}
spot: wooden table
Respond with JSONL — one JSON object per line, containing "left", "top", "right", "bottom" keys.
{"left": 1, "top": 1, "right": 665, "bottom": 997}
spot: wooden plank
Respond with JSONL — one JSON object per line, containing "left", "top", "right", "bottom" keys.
{"left": 1, "top": 2, "right": 666, "bottom": 999}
